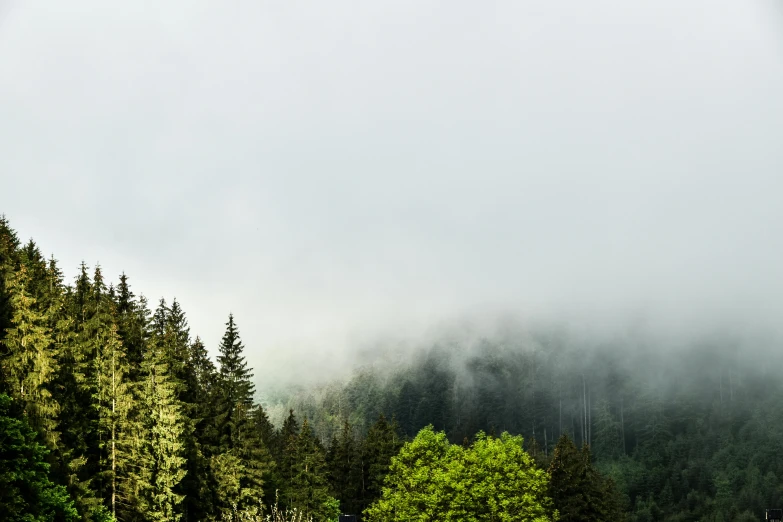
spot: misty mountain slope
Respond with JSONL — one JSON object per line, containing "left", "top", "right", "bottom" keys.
{"left": 271, "top": 330, "right": 783, "bottom": 520}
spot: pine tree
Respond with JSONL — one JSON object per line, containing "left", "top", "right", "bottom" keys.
{"left": 548, "top": 434, "right": 625, "bottom": 522}
{"left": 288, "top": 418, "right": 339, "bottom": 521}
{"left": 327, "top": 420, "right": 361, "bottom": 516}
{"left": 0, "top": 216, "right": 22, "bottom": 354}
{"left": 135, "top": 329, "right": 188, "bottom": 521}
{"left": 52, "top": 263, "right": 102, "bottom": 519}
{"left": 210, "top": 314, "right": 271, "bottom": 518}
{"left": 251, "top": 404, "right": 281, "bottom": 508}
{"left": 359, "top": 414, "right": 402, "bottom": 513}
{"left": 181, "top": 336, "right": 217, "bottom": 521}
{"left": 0, "top": 393, "right": 79, "bottom": 521}
{"left": 115, "top": 273, "right": 145, "bottom": 382}
{"left": 94, "top": 320, "right": 134, "bottom": 520}
{"left": 278, "top": 408, "right": 301, "bottom": 507}
{"left": 0, "top": 265, "right": 60, "bottom": 447}
{"left": 214, "top": 314, "right": 255, "bottom": 449}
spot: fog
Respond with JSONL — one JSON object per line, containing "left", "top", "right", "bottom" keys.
{"left": 1, "top": 1, "right": 782, "bottom": 385}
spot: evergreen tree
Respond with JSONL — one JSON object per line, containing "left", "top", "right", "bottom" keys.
{"left": 277, "top": 408, "right": 300, "bottom": 507}
{"left": 0, "top": 216, "right": 21, "bottom": 356}
{"left": 548, "top": 434, "right": 624, "bottom": 522}
{"left": 135, "top": 330, "right": 188, "bottom": 522}
{"left": 94, "top": 320, "right": 134, "bottom": 520}
{"left": 214, "top": 314, "right": 255, "bottom": 448}
{"left": 210, "top": 314, "right": 270, "bottom": 518}
{"left": 115, "top": 273, "right": 144, "bottom": 382}
{"left": 287, "top": 418, "right": 339, "bottom": 521}
{"left": 327, "top": 420, "right": 362, "bottom": 516}
{"left": 0, "top": 393, "right": 79, "bottom": 522}
{"left": 180, "top": 336, "right": 217, "bottom": 521}
{"left": 0, "top": 265, "right": 60, "bottom": 447}
{"left": 251, "top": 404, "right": 281, "bottom": 508}
{"left": 359, "top": 414, "right": 402, "bottom": 514}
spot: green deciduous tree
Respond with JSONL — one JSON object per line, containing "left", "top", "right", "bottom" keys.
{"left": 365, "top": 425, "right": 555, "bottom": 522}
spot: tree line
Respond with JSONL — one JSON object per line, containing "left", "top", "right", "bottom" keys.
{"left": 278, "top": 325, "right": 783, "bottom": 520}
{"left": 4, "top": 213, "right": 780, "bottom": 521}
{"left": 0, "top": 216, "right": 407, "bottom": 521}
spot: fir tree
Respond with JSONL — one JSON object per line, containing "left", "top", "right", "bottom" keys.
{"left": 115, "top": 273, "right": 145, "bottom": 382}
{"left": 548, "top": 434, "right": 624, "bottom": 522}
{"left": 94, "top": 320, "right": 134, "bottom": 520}
{"left": 135, "top": 329, "right": 188, "bottom": 522}
{"left": 0, "top": 265, "right": 60, "bottom": 447}
{"left": 288, "top": 418, "right": 339, "bottom": 521}
{"left": 359, "top": 414, "right": 402, "bottom": 513}
{"left": 326, "top": 420, "right": 362, "bottom": 516}
{"left": 0, "top": 393, "right": 79, "bottom": 521}
{"left": 208, "top": 315, "right": 272, "bottom": 518}
{"left": 0, "top": 216, "right": 22, "bottom": 353}
{"left": 278, "top": 408, "right": 301, "bottom": 507}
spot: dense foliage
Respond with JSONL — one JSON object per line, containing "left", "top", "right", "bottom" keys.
{"left": 0, "top": 393, "right": 79, "bottom": 522}
{"left": 0, "top": 217, "right": 340, "bottom": 521}
{"left": 365, "top": 426, "right": 554, "bottom": 522}
{"left": 2, "top": 214, "right": 780, "bottom": 521}
{"left": 276, "top": 329, "right": 783, "bottom": 520}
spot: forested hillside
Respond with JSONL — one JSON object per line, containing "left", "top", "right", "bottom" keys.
{"left": 2, "top": 214, "right": 781, "bottom": 522}
{"left": 273, "top": 320, "right": 783, "bottom": 520}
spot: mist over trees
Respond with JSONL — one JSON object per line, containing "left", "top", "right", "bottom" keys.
{"left": 2, "top": 214, "right": 782, "bottom": 521}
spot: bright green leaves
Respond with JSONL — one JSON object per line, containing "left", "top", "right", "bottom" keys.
{"left": 365, "top": 426, "right": 556, "bottom": 522}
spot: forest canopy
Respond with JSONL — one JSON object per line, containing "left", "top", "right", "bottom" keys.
{"left": 1, "top": 214, "right": 781, "bottom": 522}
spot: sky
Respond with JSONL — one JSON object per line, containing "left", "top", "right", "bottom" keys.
{"left": 1, "top": 1, "right": 782, "bottom": 384}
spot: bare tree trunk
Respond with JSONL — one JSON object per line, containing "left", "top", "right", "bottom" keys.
{"left": 111, "top": 351, "right": 116, "bottom": 520}
{"left": 729, "top": 369, "right": 733, "bottom": 402}
{"left": 620, "top": 396, "right": 626, "bottom": 456}
{"left": 588, "top": 386, "right": 591, "bottom": 447}
{"left": 582, "top": 375, "right": 588, "bottom": 446}
{"left": 544, "top": 427, "right": 548, "bottom": 457}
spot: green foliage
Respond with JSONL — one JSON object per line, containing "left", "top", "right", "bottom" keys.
{"left": 134, "top": 332, "right": 188, "bottom": 521}
{"left": 1, "top": 265, "right": 60, "bottom": 446}
{"left": 3, "top": 214, "right": 782, "bottom": 522}
{"left": 0, "top": 393, "right": 79, "bottom": 522}
{"left": 365, "top": 425, "right": 555, "bottom": 522}
{"left": 548, "top": 434, "right": 624, "bottom": 521}
{"left": 210, "top": 315, "right": 272, "bottom": 519}
{"left": 286, "top": 418, "right": 338, "bottom": 520}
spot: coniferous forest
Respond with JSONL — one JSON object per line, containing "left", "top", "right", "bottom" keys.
{"left": 2, "top": 214, "right": 782, "bottom": 522}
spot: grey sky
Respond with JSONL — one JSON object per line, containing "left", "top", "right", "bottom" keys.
{"left": 1, "top": 1, "right": 782, "bottom": 383}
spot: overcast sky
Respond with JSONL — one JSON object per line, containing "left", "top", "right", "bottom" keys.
{"left": 1, "top": 1, "right": 782, "bottom": 383}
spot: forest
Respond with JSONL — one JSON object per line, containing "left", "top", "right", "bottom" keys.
{"left": 1, "top": 213, "right": 782, "bottom": 522}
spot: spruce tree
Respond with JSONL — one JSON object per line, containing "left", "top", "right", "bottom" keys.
{"left": 548, "top": 434, "right": 624, "bottom": 522}
{"left": 214, "top": 314, "right": 254, "bottom": 448}
{"left": 278, "top": 408, "right": 301, "bottom": 508}
{"left": 181, "top": 336, "right": 217, "bottom": 521}
{"left": 0, "top": 393, "right": 79, "bottom": 522}
{"left": 288, "top": 418, "right": 339, "bottom": 521}
{"left": 0, "top": 216, "right": 21, "bottom": 353}
{"left": 210, "top": 314, "right": 271, "bottom": 518}
{"left": 135, "top": 328, "right": 188, "bottom": 521}
{"left": 94, "top": 320, "right": 134, "bottom": 520}
{"left": 327, "top": 420, "right": 362, "bottom": 516}
{"left": 0, "top": 265, "right": 60, "bottom": 447}
{"left": 360, "top": 414, "right": 402, "bottom": 513}
{"left": 115, "top": 273, "right": 145, "bottom": 382}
